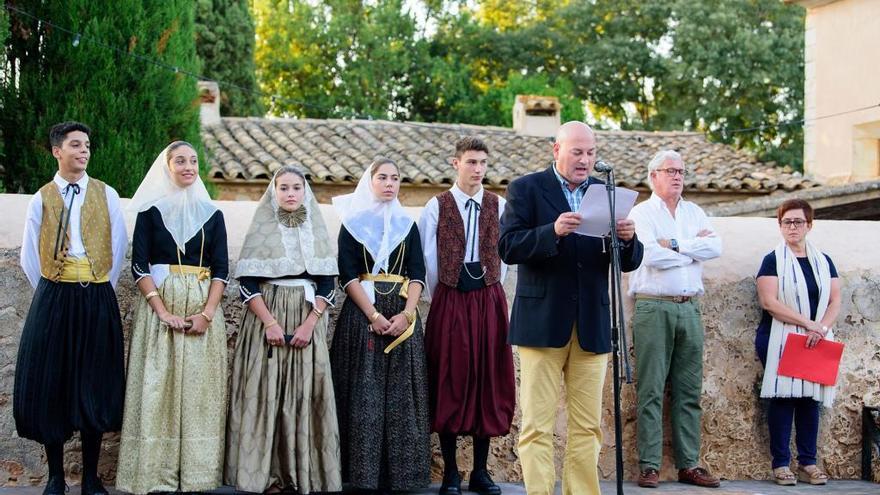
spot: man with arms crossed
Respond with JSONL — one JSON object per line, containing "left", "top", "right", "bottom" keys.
{"left": 627, "top": 150, "right": 722, "bottom": 489}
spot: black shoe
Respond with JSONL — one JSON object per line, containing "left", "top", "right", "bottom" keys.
{"left": 42, "top": 474, "right": 67, "bottom": 495}
{"left": 440, "top": 470, "right": 462, "bottom": 494}
{"left": 467, "top": 469, "right": 501, "bottom": 495}
{"left": 80, "top": 475, "right": 108, "bottom": 495}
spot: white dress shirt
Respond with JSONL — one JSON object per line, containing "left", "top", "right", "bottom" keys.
{"left": 20, "top": 172, "right": 128, "bottom": 289}
{"left": 627, "top": 193, "right": 722, "bottom": 297}
{"left": 418, "top": 184, "right": 508, "bottom": 301}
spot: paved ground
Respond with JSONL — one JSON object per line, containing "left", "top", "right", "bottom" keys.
{"left": 0, "top": 480, "right": 877, "bottom": 494}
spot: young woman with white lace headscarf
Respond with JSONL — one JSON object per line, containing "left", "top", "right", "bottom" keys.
{"left": 330, "top": 157, "right": 431, "bottom": 493}
{"left": 116, "top": 141, "right": 229, "bottom": 494}
{"left": 224, "top": 166, "right": 341, "bottom": 494}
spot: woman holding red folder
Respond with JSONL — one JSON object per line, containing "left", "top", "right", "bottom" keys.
{"left": 755, "top": 199, "right": 841, "bottom": 486}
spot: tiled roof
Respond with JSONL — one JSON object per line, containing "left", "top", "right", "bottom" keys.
{"left": 202, "top": 117, "right": 818, "bottom": 193}
{"left": 706, "top": 179, "right": 880, "bottom": 217}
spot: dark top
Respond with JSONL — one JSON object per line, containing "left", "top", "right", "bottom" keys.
{"left": 498, "top": 167, "right": 644, "bottom": 353}
{"left": 239, "top": 274, "right": 335, "bottom": 303}
{"left": 131, "top": 207, "right": 229, "bottom": 282}
{"left": 337, "top": 223, "right": 426, "bottom": 290}
{"left": 754, "top": 251, "right": 838, "bottom": 363}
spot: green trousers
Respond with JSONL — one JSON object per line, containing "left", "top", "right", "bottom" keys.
{"left": 633, "top": 297, "right": 705, "bottom": 471}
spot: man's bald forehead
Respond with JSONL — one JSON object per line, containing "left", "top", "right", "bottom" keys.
{"left": 556, "top": 121, "right": 594, "bottom": 143}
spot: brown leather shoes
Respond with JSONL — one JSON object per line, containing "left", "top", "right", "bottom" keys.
{"left": 638, "top": 468, "right": 659, "bottom": 488}
{"left": 678, "top": 466, "right": 721, "bottom": 488}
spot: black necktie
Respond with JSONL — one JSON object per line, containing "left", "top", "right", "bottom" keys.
{"left": 465, "top": 199, "right": 481, "bottom": 262}
{"left": 54, "top": 182, "right": 81, "bottom": 259}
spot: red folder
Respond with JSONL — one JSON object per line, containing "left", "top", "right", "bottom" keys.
{"left": 777, "top": 333, "right": 844, "bottom": 386}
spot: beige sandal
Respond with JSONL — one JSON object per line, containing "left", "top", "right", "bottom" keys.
{"left": 798, "top": 465, "right": 828, "bottom": 485}
{"left": 773, "top": 467, "right": 797, "bottom": 486}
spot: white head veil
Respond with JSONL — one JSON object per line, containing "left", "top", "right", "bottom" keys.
{"left": 332, "top": 159, "right": 414, "bottom": 274}
{"left": 235, "top": 167, "right": 338, "bottom": 278}
{"left": 127, "top": 142, "right": 218, "bottom": 253}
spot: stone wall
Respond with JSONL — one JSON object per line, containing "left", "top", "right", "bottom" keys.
{"left": 0, "top": 194, "right": 877, "bottom": 488}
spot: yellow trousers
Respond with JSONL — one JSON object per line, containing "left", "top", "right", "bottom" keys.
{"left": 517, "top": 330, "right": 608, "bottom": 495}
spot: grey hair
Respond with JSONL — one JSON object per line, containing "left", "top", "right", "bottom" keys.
{"left": 646, "top": 150, "right": 684, "bottom": 191}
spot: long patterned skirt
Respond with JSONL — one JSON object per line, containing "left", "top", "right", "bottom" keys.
{"left": 225, "top": 283, "right": 341, "bottom": 494}
{"left": 13, "top": 279, "right": 124, "bottom": 444}
{"left": 330, "top": 281, "right": 431, "bottom": 491}
{"left": 116, "top": 273, "right": 227, "bottom": 495}
{"left": 424, "top": 282, "right": 515, "bottom": 437}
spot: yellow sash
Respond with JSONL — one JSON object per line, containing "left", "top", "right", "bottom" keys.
{"left": 58, "top": 257, "right": 109, "bottom": 283}
{"left": 170, "top": 264, "right": 211, "bottom": 281}
{"left": 358, "top": 273, "right": 417, "bottom": 353}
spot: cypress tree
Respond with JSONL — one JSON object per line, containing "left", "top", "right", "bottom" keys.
{"left": 195, "top": 0, "right": 263, "bottom": 116}
{"left": 0, "top": 0, "right": 201, "bottom": 197}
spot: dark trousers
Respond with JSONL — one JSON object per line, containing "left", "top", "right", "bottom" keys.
{"left": 767, "top": 398, "right": 820, "bottom": 469}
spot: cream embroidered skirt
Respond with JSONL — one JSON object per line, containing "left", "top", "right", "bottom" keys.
{"left": 224, "top": 283, "right": 341, "bottom": 493}
{"left": 116, "top": 273, "right": 228, "bottom": 494}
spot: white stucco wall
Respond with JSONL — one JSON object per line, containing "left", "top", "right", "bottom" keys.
{"left": 802, "top": 0, "right": 880, "bottom": 183}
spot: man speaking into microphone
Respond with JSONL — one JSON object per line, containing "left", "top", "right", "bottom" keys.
{"left": 499, "top": 121, "right": 644, "bottom": 495}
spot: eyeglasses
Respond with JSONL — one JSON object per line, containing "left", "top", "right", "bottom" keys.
{"left": 780, "top": 219, "right": 807, "bottom": 228}
{"left": 655, "top": 168, "right": 687, "bottom": 177}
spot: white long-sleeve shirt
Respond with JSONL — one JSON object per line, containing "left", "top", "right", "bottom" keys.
{"left": 627, "top": 193, "right": 722, "bottom": 297}
{"left": 418, "top": 184, "right": 508, "bottom": 301}
{"left": 20, "top": 172, "right": 128, "bottom": 289}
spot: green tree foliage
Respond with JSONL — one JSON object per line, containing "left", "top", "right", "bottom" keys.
{"left": 195, "top": 0, "right": 263, "bottom": 116}
{"left": 1, "top": 0, "right": 202, "bottom": 196}
{"left": 658, "top": 1, "right": 805, "bottom": 167}
{"left": 253, "top": 0, "right": 805, "bottom": 169}
{"left": 255, "top": 0, "right": 429, "bottom": 120}
{"left": 466, "top": 73, "right": 585, "bottom": 127}
{"left": 456, "top": 0, "right": 805, "bottom": 167}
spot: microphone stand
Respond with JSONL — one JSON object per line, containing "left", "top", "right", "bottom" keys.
{"left": 601, "top": 167, "right": 632, "bottom": 495}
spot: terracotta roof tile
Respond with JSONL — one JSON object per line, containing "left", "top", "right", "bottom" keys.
{"left": 202, "top": 118, "right": 818, "bottom": 193}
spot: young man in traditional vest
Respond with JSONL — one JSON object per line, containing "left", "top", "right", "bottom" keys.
{"left": 418, "top": 136, "right": 516, "bottom": 495}
{"left": 15, "top": 121, "right": 128, "bottom": 495}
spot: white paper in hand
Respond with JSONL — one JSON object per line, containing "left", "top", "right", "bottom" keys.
{"left": 575, "top": 184, "right": 639, "bottom": 237}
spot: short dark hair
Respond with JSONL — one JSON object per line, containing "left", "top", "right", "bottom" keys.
{"left": 369, "top": 157, "right": 398, "bottom": 177}
{"left": 777, "top": 199, "right": 814, "bottom": 224}
{"left": 454, "top": 136, "right": 490, "bottom": 158}
{"left": 49, "top": 121, "right": 91, "bottom": 148}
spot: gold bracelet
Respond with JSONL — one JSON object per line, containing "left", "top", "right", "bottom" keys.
{"left": 312, "top": 307, "right": 324, "bottom": 319}
{"left": 403, "top": 309, "right": 416, "bottom": 325}
{"left": 144, "top": 290, "right": 159, "bottom": 301}
{"left": 200, "top": 311, "right": 213, "bottom": 323}
{"left": 264, "top": 319, "right": 277, "bottom": 328}
{"left": 370, "top": 311, "right": 381, "bottom": 322}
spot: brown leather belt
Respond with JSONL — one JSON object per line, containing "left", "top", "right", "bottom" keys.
{"left": 635, "top": 294, "right": 696, "bottom": 304}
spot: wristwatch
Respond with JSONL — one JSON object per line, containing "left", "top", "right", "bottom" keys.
{"left": 670, "top": 239, "right": 679, "bottom": 252}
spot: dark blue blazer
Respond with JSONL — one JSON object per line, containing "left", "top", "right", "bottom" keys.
{"left": 499, "top": 166, "right": 643, "bottom": 353}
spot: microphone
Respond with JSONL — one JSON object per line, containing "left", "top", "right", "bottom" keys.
{"left": 594, "top": 160, "right": 613, "bottom": 173}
